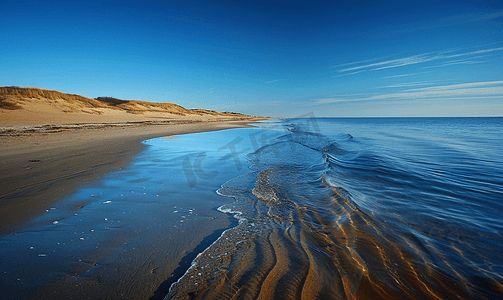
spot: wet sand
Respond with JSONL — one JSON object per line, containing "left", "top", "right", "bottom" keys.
{"left": 0, "top": 119, "right": 265, "bottom": 300}
{"left": 0, "top": 119, "right": 260, "bottom": 236}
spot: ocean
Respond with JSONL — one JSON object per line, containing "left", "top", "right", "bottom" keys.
{"left": 167, "top": 117, "right": 503, "bottom": 299}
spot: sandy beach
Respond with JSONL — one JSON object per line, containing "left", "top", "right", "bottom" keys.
{"left": 0, "top": 119, "right": 266, "bottom": 299}
{"left": 0, "top": 87, "right": 269, "bottom": 299}
{"left": 0, "top": 119, "right": 262, "bottom": 235}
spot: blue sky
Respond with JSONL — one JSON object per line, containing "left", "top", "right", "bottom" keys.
{"left": 1, "top": 0, "right": 502, "bottom": 117}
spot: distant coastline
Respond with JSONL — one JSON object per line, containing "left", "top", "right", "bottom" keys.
{"left": 0, "top": 86, "right": 261, "bottom": 127}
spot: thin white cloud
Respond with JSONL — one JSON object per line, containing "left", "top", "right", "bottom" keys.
{"left": 265, "top": 79, "right": 284, "bottom": 84}
{"left": 331, "top": 56, "right": 389, "bottom": 68}
{"left": 379, "top": 80, "right": 443, "bottom": 88}
{"left": 407, "top": 81, "right": 503, "bottom": 91}
{"left": 332, "top": 70, "right": 366, "bottom": 77}
{"left": 313, "top": 97, "right": 359, "bottom": 104}
{"left": 339, "top": 52, "right": 434, "bottom": 72}
{"left": 381, "top": 71, "right": 431, "bottom": 79}
{"left": 424, "top": 59, "right": 488, "bottom": 68}
{"left": 439, "top": 47, "right": 503, "bottom": 60}
{"left": 422, "top": 53, "right": 496, "bottom": 68}
{"left": 433, "top": 10, "right": 503, "bottom": 26}
{"left": 372, "top": 54, "right": 437, "bottom": 71}
{"left": 336, "top": 46, "right": 503, "bottom": 73}
{"left": 393, "top": 10, "right": 503, "bottom": 34}
{"left": 313, "top": 81, "right": 503, "bottom": 104}
{"left": 477, "top": 10, "right": 503, "bottom": 21}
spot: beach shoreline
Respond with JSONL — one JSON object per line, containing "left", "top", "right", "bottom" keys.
{"left": 0, "top": 118, "right": 266, "bottom": 237}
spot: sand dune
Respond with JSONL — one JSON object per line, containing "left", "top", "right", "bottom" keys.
{"left": 0, "top": 86, "right": 253, "bottom": 126}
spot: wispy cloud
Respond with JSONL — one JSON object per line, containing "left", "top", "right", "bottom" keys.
{"left": 332, "top": 70, "right": 366, "bottom": 77}
{"left": 406, "top": 81, "right": 503, "bottom": 91}
{"left": 335, "top": 46, "right": 503, "bottom": 74}
{"left": 313, "top": 81, "right": 503, "bottom": 104}
{"left": 339, "top": 52, "right": 434, "bottom": 72}
{"left": 378, "top": 80, "right": 443, "bottom": 88}
{"left": 381, "top": 71, "right": 431, "bottom": 79}
{"left": 392, "top": 10, "right": 503, "bottom": 35}
{"left": 423, "top": 55, "right": 491, "bottom": 68}
{"left": 265, "top": 79, "right": 284, "bottom": 84}
{"left": 427, "top": 10, "right": 503, "bottom": 28}
{"left": 331, "top": 56, "right": 389, "bottom": 68}
{"left": 426, "top": 59, "right": 488, "bottom": 68}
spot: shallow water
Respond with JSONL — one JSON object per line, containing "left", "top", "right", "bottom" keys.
{"left": 167, "top": 117, "right": 503, "bottom": 300}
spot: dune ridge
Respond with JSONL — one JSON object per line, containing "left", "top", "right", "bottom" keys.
{"left": 0, "top": 86, "right": 253, "bottom": 126}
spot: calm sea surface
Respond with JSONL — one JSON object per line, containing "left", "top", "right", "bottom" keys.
{"left": 168, "top": 117, "right": 503, "bottom": 299}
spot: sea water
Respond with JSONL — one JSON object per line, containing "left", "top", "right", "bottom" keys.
{"left": 167, "top": 117, "right": 503, "bottom": 300}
